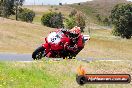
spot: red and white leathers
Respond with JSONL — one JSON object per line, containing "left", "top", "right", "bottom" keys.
{"left": 64, "top": 26, "right": 84, "bottom": 53}
{"left": 64, "top": 34, "right": 84, "bottom": 52}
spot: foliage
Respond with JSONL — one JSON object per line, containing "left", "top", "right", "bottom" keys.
{"left": 0, "top": 0, "right": 24, "bottom": 18}
{"left": 0, "top": 0, "right": 15, "bottom": 17}
{"left": 103, "top": 17, "right": 110, "bottom": 26}
{"left": 96, "top": 14, "right": 102, "bottom": 22}
{"left": 41, "top": 12, "right": 64, "bottom": 28}
{"left": 75, "top": 13, "right": 85, "bottom": 32}
{"left": 18, "top": 8, "right": 35, "bottom": 22}
{"left": 65, "top": 11, "right": 86, "bottom": 32}
{"left": 69, "top": 9, "right": 77, "bottom": 17}
{"left": 78, "top": 3, "right": 81, "bottom": 5}
{"left": 64, "top": 17, "right": 76, "bottom": 29}
{"left": 0, "top": 0, "right": 2, "bottom": 16}
{"left": 110, "top": 3, "right": 132, "bottom": 39}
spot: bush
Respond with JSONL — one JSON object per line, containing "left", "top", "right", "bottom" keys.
{"left": 64, "top": 17, "right": 76, "bottom": 29}
{"left": 103, "top": 17, "right": 110, "bottom": 26}
{"left": 69, "top": 9, "right": 77, "bottom": 17}
{"left": 75, "top": 13, "right": 86, "bottom": 32}
{"left": 110, "top": 3, "right": 132, "bottom": 39}
{"left": 96, "top": 14, "right": 102, "bottom": 22}
{"left": 18, "top": 8, "right": 35, "bottom": 22}
{"left": 65, "top": 12, "right": 86, "bottom": 32}
{"left": 41, "top": 12, "right": 64, "bottom": 28}
{"left": 78, "top": 3, "right": 81, "bottom": 5}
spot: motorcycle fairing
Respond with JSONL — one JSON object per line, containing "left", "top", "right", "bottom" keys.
{"left": 47, "top": 32, "right": 62, "bottom": 44}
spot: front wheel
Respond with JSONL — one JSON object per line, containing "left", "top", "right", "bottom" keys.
{"left": 32, "top": 46, "right": 45, "bottom": 60}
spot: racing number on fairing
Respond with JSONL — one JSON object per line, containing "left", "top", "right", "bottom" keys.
{"left": 47, "top": 32, "right": 61, "bottom": 44}
{"left": 51, "top": 37, "right": 56, "bottom": 42}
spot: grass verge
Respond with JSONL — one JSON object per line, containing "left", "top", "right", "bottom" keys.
{"left": 0, "top": 59, "right": 132, "bottom": 88}
{"left": 0, "top": 61, "right": 60, "bottom": 88}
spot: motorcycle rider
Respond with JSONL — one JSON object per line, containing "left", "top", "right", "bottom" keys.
{"left": 47, "top": 26, "right": 84, "bottom": 58}
{"left": 63, "top": 26, "right": 84, "bottom": 58}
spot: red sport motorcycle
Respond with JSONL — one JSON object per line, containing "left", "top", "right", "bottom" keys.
{"left": 32, "top": 29, "right": 90, "bottom": 60}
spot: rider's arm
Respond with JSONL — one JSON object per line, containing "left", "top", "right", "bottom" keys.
{"left": 77, "top": 35, "right": 84, "bottom": 48}
{"left": 64, "top": 42, "right": 78, "bottom": 52}
{"left": 61, "top": 29, "right": 70, "bottom": 36}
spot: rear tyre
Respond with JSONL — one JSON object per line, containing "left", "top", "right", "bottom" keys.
{"left": 32, "top": 46, "right": 45, "bottom": 60}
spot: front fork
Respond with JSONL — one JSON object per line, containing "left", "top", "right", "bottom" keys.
{"left": 42, "top": 43, "right": 50, "bottom": 57}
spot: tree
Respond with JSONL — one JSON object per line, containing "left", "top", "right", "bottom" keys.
{"left": 110, "top": 3, "right": 132, "bottom": 39}
{"left": 15, "top": 0, "right": 25, "bottom": 20}
{"left": 1, "top": 0, "right": 15, "bottom": 17}
{"left": 0, "top": 0, "right": 3, "bottom": 16}
{"left": 0, "top": 0, "right": 24, "bottom": 18}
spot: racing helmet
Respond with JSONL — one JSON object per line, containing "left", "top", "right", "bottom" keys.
{"left": 69, "top": 26, "right": 81, "bottom": 39}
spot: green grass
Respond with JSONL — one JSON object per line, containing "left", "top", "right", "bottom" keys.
{"left": 0, "top": 62, "right": 60, "bottom": 88}
{"left": 0, "top": 60, "right": 132, "bottom": 88}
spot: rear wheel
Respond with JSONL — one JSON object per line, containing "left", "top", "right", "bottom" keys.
{"left": 32, "top": 46, "right": 45, "bottom": 60}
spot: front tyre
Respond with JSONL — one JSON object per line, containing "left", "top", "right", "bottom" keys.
{"left": 32, "top": 46, "right": 45, "bottom": 60}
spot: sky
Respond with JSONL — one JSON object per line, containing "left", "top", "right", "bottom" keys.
{"left": 127, "top": 0, "right": 132, "bottom": 1}
{"left": 24, "top": 0, "right": 93, "bottom": 5}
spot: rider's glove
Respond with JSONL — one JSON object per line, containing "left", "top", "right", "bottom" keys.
{"left": 67, "top": 44, "right": 78, "bottom": 52}
{"left": 72, "top": 44, "right": 78, "bottom": 52}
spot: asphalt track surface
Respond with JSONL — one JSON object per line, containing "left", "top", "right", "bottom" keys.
{"left": 0, "top": 53, "right": 131, "bottom": 62}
